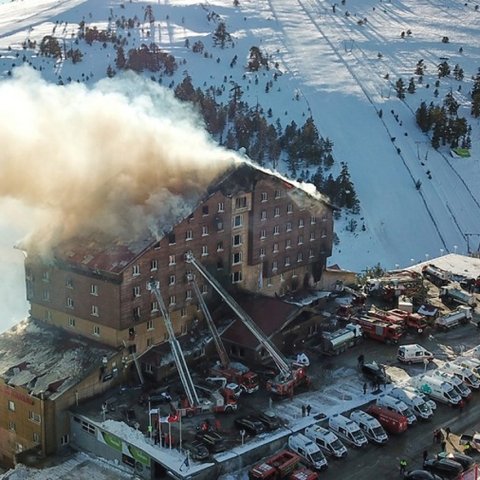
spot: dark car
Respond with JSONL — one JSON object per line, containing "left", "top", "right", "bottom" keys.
{"left": 424, "top": 458, "right": 463, "bottom": 479}
{"left": 195, "top": 431, "right": 226, "bottom": 453}
{"left": 148, "top": 391, "right": 172, "bottom": 406}
{"left": 437, "top": 451, "right": 474, "bottom": 470}
{"left": 182, "top": 440, "right": 210, "bottom": 461}
{"left": 234, "top": 416, "right": 266, "bottom": 436}
{"left": 253, "top": 410, "right": 282, "bottom": 431}
{"left": 405, "top": 470, "right": 442, "bottom": 480}
{"left": 362, "top": 362, "right": 391, "bottom": 385}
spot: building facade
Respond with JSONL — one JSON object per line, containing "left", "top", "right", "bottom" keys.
{"left": 24, "top": 163, "right": 334, "bottom": 360}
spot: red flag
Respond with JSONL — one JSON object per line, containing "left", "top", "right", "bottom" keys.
{"left": 167, "top": 412, "right": 179, "bottom": 423}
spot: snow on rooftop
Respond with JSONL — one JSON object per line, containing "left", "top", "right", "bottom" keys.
{"left": 407, "top": 254, "right": 480, "bottom": 280}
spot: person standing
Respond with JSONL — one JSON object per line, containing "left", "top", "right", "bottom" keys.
{"left": 363, "top": 382, "right": 367, "bottom": 394}
{"left": 399, "top": 459, "right": 407, "bottom": 475}
{"left": 301, "top": 405, "right": 306, "bottom": 417}
{"left": 306, "top": 404, "right": 311, "bottom": 416}
{"left": 423, "top": 450, "right": 428, "bottom": 466}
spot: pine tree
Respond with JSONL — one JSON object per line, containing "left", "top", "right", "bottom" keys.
{"left": 416, "top": 102, "right": 430, "bottom": 132}
{"left": 407, "top": 77, "right": 416, "bottom": 94}
{"left": 471, "top": 93, "right": 480, "bottom": 118}
{"left": 438, "top": 61, "right": 450, "bottom": 78}
{"left": 395, "top": 78, "right": 406, "bottom": 99}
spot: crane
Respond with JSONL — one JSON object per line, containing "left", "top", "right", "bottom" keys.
{"left": 185, "top": 253, "right": 309, "bottom": 396}
{"left": 187, "top": 272, "right": 259, "bottom": 393}
{"left": 147, "top": 278, "right": 200, "bottom": 407}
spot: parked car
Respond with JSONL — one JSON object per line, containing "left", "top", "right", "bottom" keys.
{"left": 404, "top": 471, "right": 442, "bottom": 480}
{"left": 423, "top": 458, "right": 463, "bottom": 479}
{"left": 234, "top": 416, "right": 266, "bottom": 436}
{"left": 194, "top": 431, "right": 226, "bottom": 453}
{"left": 148, "top": 390, "right": 172, "bottom": 406}
{"left": 437, "top": 451, "right": 474, "bottom": 470}
{"left": 253, "top": 410, "right": 282, "bottom": 431}
{"left": 182, "top": 440, "right": 210, "bottom": 461}
{"left": 362, "top": 362, "right": 391, "bottom": 385}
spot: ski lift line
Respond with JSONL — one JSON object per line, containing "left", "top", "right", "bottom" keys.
{"left": 445, "top": 202, "right": 467, "bottom": 243}
{"left": 297, "top": 0, "right": 451, "bottom": 251}
{"left": 185, "top": 253, "right": 292, "bottom": 379}
{"left": 188, "top": 274, "right": 230, "bottom": 369}
{"left": 147, "top": 279, "right": 200, "bottom": 407}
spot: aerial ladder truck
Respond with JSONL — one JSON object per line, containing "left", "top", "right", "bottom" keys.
{"left": 147, "top": 278, "right": 237, "bottom": 417}
{"left": 185, "top": 253, "right": 309, "bottom": 397}
{"left": 187, "top": 272, "right": 259, "bottom": 393}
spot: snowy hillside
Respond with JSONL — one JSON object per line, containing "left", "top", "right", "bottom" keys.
{"left": 0, "top": 0, "right": 479, "bottom": 331}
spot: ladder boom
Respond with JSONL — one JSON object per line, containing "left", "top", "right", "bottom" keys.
{"left": 185, "top": 254, "right": 291, "bottom": 379}
{"left": 148, "top": 278, "right": 200, "bottom": 407}
{"left": 188, "top": 274, "right": 230, "bottom": 369}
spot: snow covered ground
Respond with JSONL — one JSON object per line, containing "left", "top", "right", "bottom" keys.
{"left": 0, "top": 0, "right": 479, "bottom": 332}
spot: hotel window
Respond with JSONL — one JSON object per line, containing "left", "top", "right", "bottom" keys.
{"left": 151, "top": 302, "right": 158, "bottom": 313}
{"left": 42, "top": 289, "right": 50, "bottom": 302}
{"left": 133, "top": 286, "right": 141, "bottom": 297}
{"left": 202, "top": 205, "right": 209, "bottom": 216}
{"left": 68, "top": 317, "right": 75, "bottom": 328}
{"left": 202, "top": 284, "right": 208, "bottom": 295}
{"left": 298, "top": 235, "right": 304, "bottom": 245}
{"left": 168, "top": 233, "right": 176, "bottom": 245}
{"left": 287, "top": 203, "right": 293, "bottom": 214}
{"left": 297, "top": 251, "right": 304, "bottom": 262}
{"left": 286, "top": 222, "right": 292, "bottom": 232}
{"left": 274, "top": 207, "right": 280, "bottom": 217}
{"left": 93, "top": 325, "right": 100, "bottom": 336}
{"left": 8, "top": 421, "right": 16, "bottom": 432}
{"left": 233, "top": 234, "right": 242, "bottom": 246}
{"left": 186, "top": 290, "right": 193, "bottom": 300}
{"left": 65, "top": 278, "right": 73, "bottom": 289}
{"left": 217, "top": 220, "right": 224, "bottom": 231}
{"left": 310, "top": 231, "right": 315, "bottom": 241}
{"left": 42, "top": 271, "right": 50, "bottom": 283}
{"left": 273, "top": 243, "right": 279, "bottom": 253}
{"left": 299, "top": 218, "right": 305, "bottom": 228}
{"left": 218, "top": 202, "right": 225, "bottom": 212}
{"left": 285, "top": 256, "right": 291, "bottom": 267}
{"left": 321, "top": 229, "right": 327, "bottom": 238}
{"left": 151, "top": 259, "right": 158, "bottom": 271}
{"left": 60, "top": 435, "right": 70, "bottom": 446}
{"left": 132, "top": 265, "right": 140, "bottom": 276}
{"left": 272, "top": 261, "right": 278, "bottom": 272}
{"left": 185, "top": 229, "right": 193, "bottom": 241}
{"left": 168, "top": 255, "right": 176, "bottom": 266}
{"left": 146, "top": 337, "right": 153, "bottom": 348}
{"left": 260, "top": 229, "right": 266, "bottom": 239}
{"left": 274, "top": 189, "right": 281, "bottom": 199}
{"left": 310, "top": 216, "right": 317, "bottom": 225}
{"left": 33, "top": 432, "right": 40, "bottom": 444}
{"left": 273, "top": 225, "right": 280, "bottom": 235}
{"left": 133, "top": 306, "right": 140, "bottom": 320}
{"left": 232, "top": 271, "right": 243, "bottom": 283}
{"left": 169, "top": 295, "right": 176, "bottom": 306}
{"left": 168, "top": 274, "right": 175, "bottom": 286}
{"left": 90, "top": 284, "right": 98, "bottom": 296}
{"left": 8, "top": 400, "right": 15, "bottom": 412}
{"left": 260, "top": 210, "right": 267, "bottom": 221}
{"left": 233, "top": 252, "right": 242, "bottom": 265}
{"left": 202, "top": 225, "right": 209, "bottom": 236}
{"left": 181, "top": 307, "right": 187, "bottom": 317}
{"left": 309, "top": 249, "right": 315, "bottom": 258}
{"left": 45, "top": 310, "right": 52, "bottom": 321}
{"left": 91, "top": 305, "right": 99, "bottom": 317}
{"left": 28, "top": 411, "right": 41, "bottom": 424}
{"left": 259, "top": 247, "right": 266, "bottom": 257}
{"left": 217, "top": 241, "right": 224, "bottom": 252}
{"left": 233, "top": 214, "right": 243, "bottom": 228}
{"left": 66, "top": 297, "right": 74, "bottom": 309}
{"left": 201, "top": 245, "right": 208, "bottom": 256}
{"left": 285, "top": 239, "right": 292, "bottom": 249}
{"left": 235, "top": 196, "right": 247, "bottom": 209}
{"left": 261, "top": 192, "right": 268, "bottom": 202}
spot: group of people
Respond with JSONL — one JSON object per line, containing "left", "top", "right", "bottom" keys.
{"left": 301, "top": 404, "right": 312, "bottom": 417}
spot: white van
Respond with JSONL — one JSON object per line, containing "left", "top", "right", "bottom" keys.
{"left": 412, "top": 375, "right": 463, "bottom": 406}
{"left": 288, "top": 433, "right": 328, "bottom": 471}
{"left": 389, "top": 387, "right": 433, "bottom": 420}
{"left": 404, "top": 386, "right": 437, "bottom": 411}
{"left": 328, "top": 414, "right": 368, "bottom": 448}
{"left": 397, "top": 344, "right": 434, "bottom": 364}
{"left": 376, "top": 394, "right": 417, "bottom": 425}
{"left": 454, "top": 358, "right": 480, "bottom": 387}
{"left": 431, "top": 370, "right": 472, "bottom": 399}
{"left": 349, "top": 410, "right": 388, "bottom": 445}
{"left": 443, "top": 362, "right": 480, "bottom": 390}
{"left": 304, "top": 425, "right": 348, "bottom": 458}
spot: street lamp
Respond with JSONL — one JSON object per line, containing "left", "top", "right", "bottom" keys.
{"left": 454, "top": 245, "right": 458, "bottom": 254}
{"left": 440, "top": 248, "right": 444, "bottom": 256}
{"left": 425, "top": 253, "right": 429, "bottom": 261}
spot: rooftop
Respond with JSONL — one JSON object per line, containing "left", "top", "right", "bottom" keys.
{"left": 407, "top": 253, "right": 480, "bottom": 280}
{"left": 0, "top": 318, "right": 118, "bottom": 400}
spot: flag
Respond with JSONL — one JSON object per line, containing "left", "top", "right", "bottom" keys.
{"left": 258, "top": 263, "right": 263, "bottom": 289}
{"left": 159, "top": 411, "right": 179, "bottom": 423}
{"left": 149, "top": 408, "right": 159, "bottom": 415}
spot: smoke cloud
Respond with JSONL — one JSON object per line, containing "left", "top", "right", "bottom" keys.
{"left": 0, "top": 66, "right": 238, "bottom": 255}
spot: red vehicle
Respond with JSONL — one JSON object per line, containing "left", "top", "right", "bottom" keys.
{"left": 249, "top": 450, "right": 301, "bottom": 479}
{"left": 388, "top": 309, "right": 429, "bottom": 333}
{"left": 210, "top": 364, "right": 259, "bottom": 394}
{"left": 366, "top": 405, "right": 408, "bottom": 434}
{"left": 353, "top": 315, "right": 403, "bottom": 344}
{"left": 289, "top": 468, "right": 319, "bottom": 480}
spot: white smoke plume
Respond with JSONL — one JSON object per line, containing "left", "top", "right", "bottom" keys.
{"left": 0, "top": 66, "right": 238, "bottom": 255}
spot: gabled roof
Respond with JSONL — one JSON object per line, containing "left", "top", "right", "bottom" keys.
{"left": 221, "top": 293, "right": 302, "bottom": 349}
{"left": 0, "top": 318, "right": 117, "bottom": 400}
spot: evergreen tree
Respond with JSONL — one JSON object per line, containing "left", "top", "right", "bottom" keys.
{"left": 115, "top": 46, "right": 126, "bottom": 69}
{"left": 407, "top": 77, "right": 416, "bottom": 94}
{"left": 443, "top": 92, "right": 459, "bottom": 116}
{"left": 337, "top": 163, "right": 360, "bottom": 212}
{"left": 416, "top": 102, "right": 430, "bottom": 132}
{"left": 395, "top": 78, "right": 406, "bottom": 99}
{"left": 471, "top": 93, "right": 480, "bottom": 118}
{"left": 453, "top": 64, "right": 464, "bottom": 81}
{"left": 213, "top": 22, "right": 231, "bottom": 48}
{"left": 438, "top": 61, "right": 450, "bottom": 78}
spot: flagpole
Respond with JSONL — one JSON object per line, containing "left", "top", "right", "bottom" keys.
{"left": 179, "top": 411, "right": 182, "bottom": 450}
{"left": 148, "top": 401, "right": 152, "bottom": 440}
{"left": 168, "top": 422, "right": 172, "bottom": 450}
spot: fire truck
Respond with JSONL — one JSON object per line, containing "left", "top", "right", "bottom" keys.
{"left": 352, "top": 315, "right": 403, "bottom": 344}
{"left": 249, "top": 450, "right": 318, "bottom": 480}
{"left": 147, "top": 279, "right": 238, "bottom": 417}
{"left": 369, "top": 306, "right": 429, "bottom": 333}
{"left": 185, "top": 253, "right": 309, "bottom": 397}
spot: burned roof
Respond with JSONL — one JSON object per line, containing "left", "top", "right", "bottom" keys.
{"left": 221, "top": 293, "right": 302, "bottom": 348}
{"left": 0, "top": 318, "right": 117, "bottom": 400}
